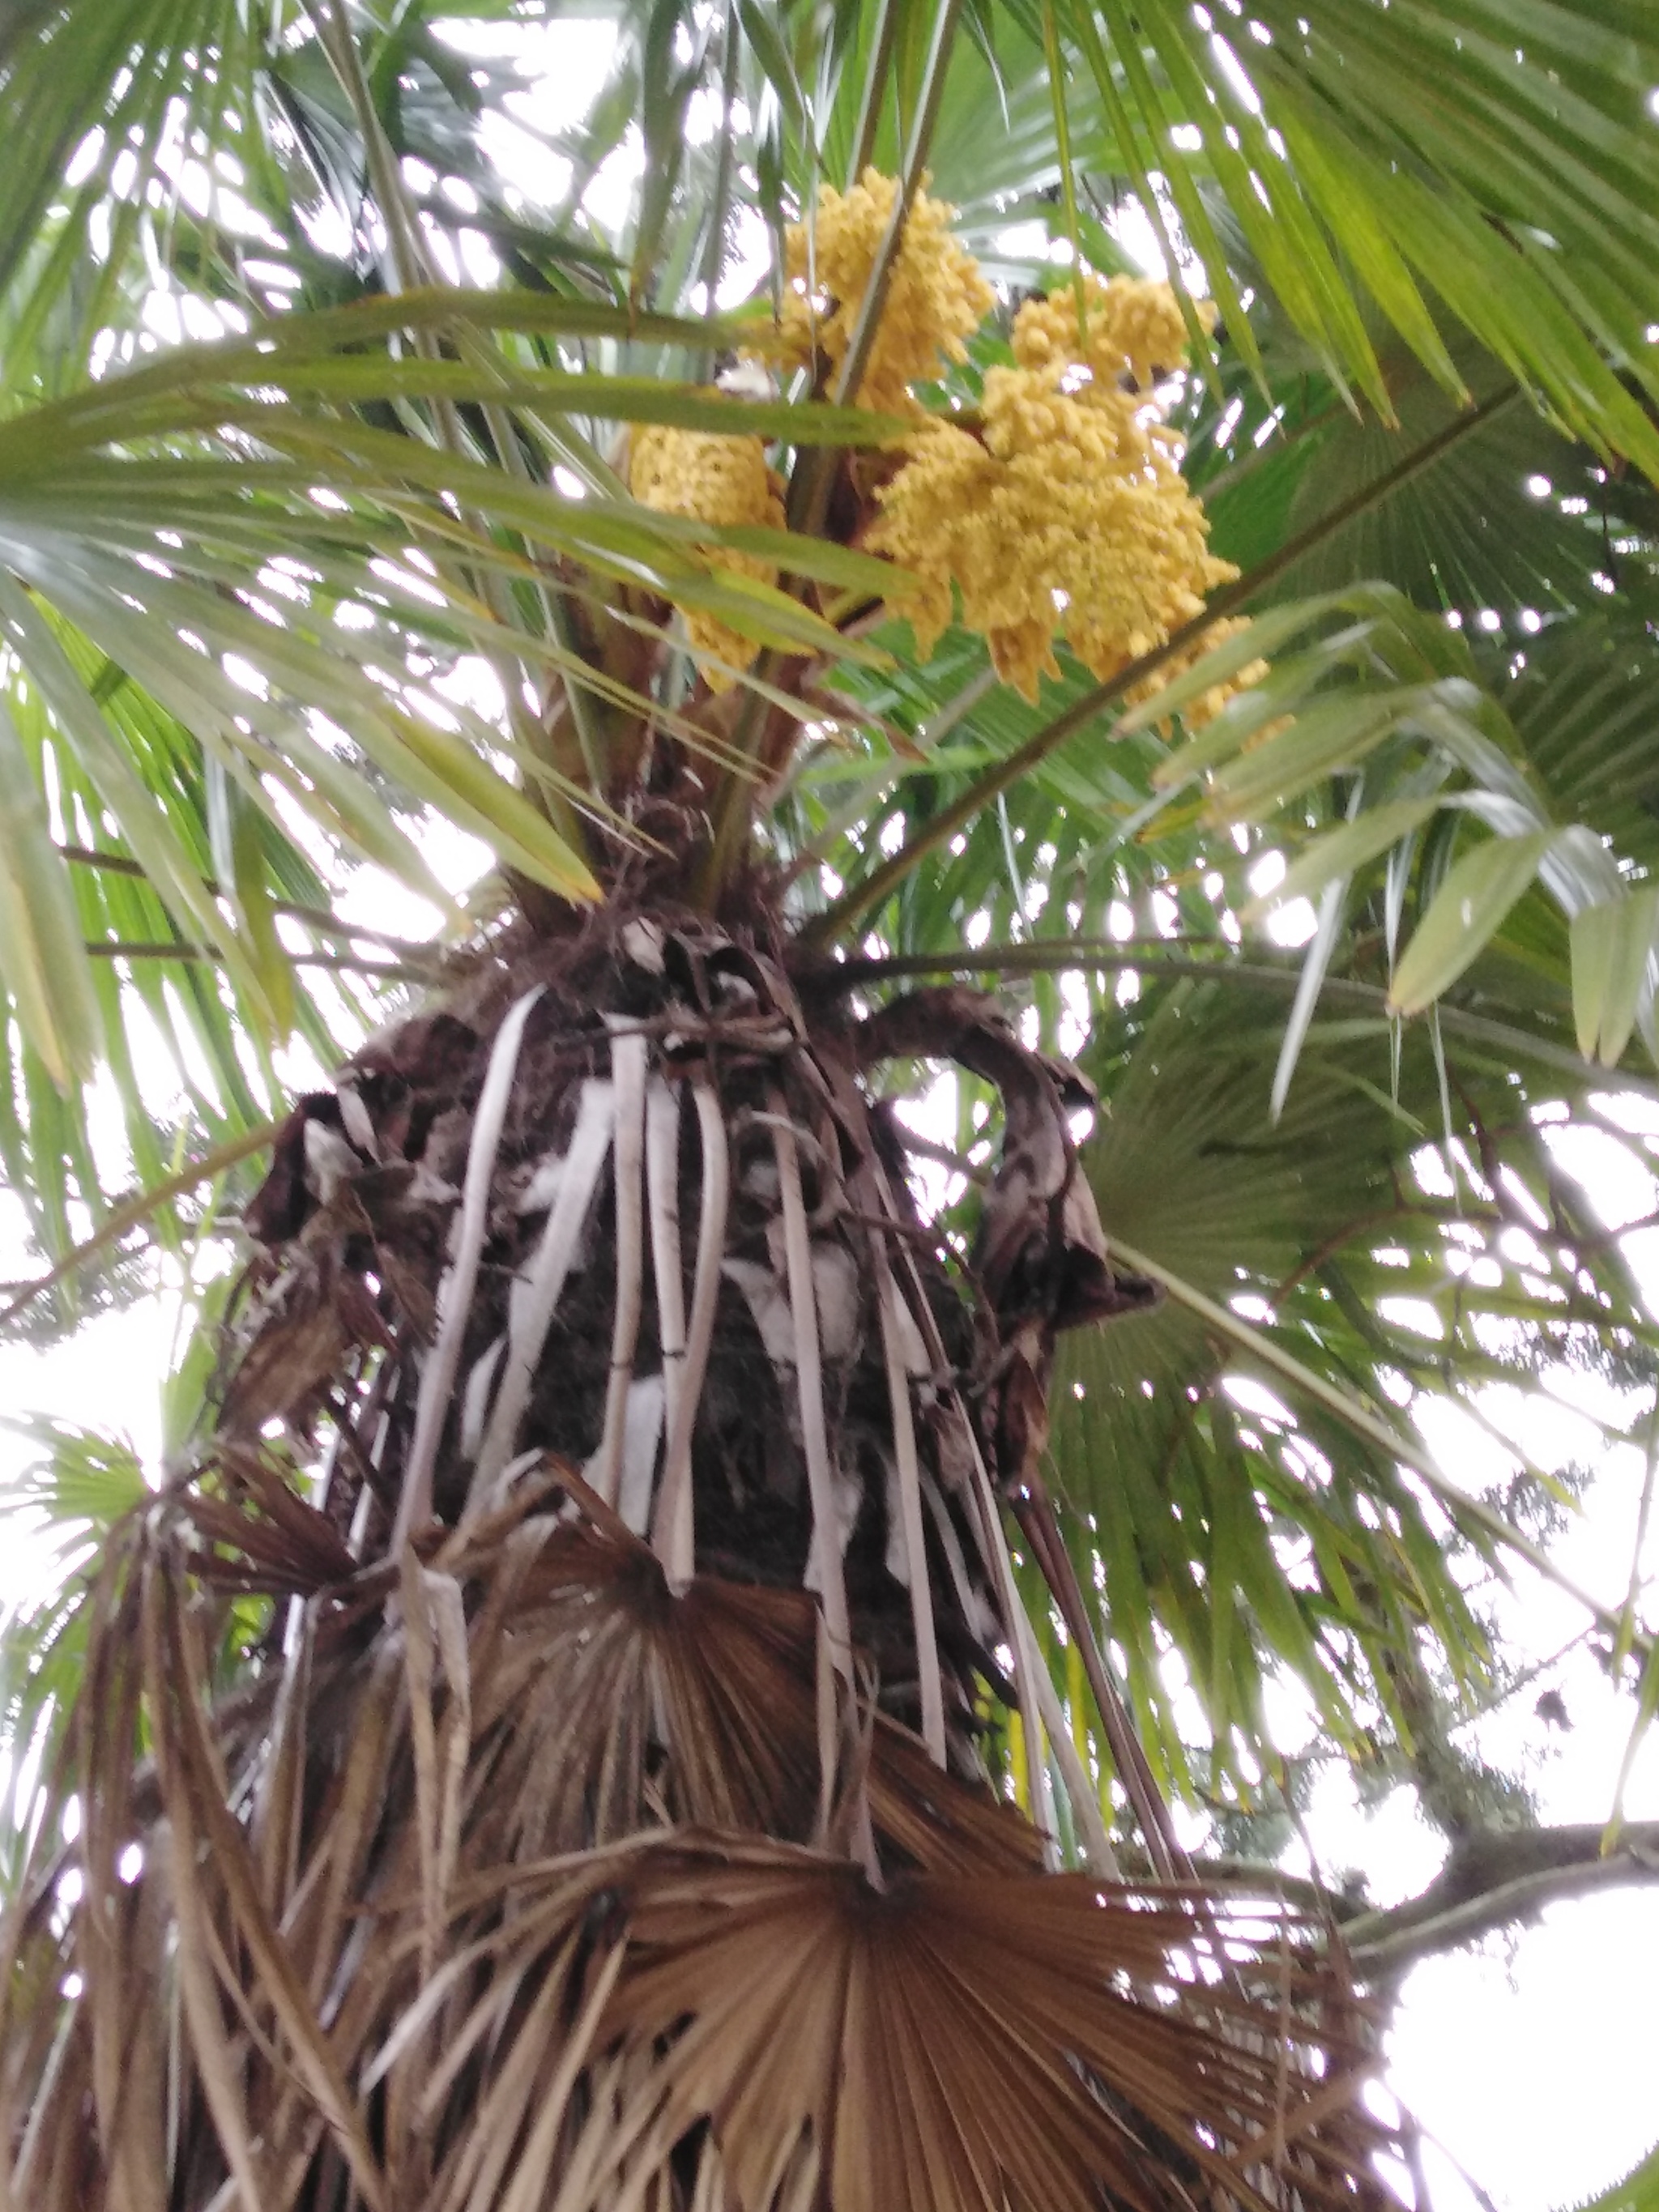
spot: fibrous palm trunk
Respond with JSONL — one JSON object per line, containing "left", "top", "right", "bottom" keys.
{"left": 0, "top": 889, "right": 1401, "bottom": 2212}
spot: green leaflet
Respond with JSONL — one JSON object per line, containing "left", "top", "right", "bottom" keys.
{"left": 1388, "top": 827, "right": 1559, "bottom": 1016}
{"left": 245, "top": 287, "right": 741, "bottom": 356}
{"left": 1247, "top": 798, "right": 1444, "bottom": 919}
{"left": 49, "top": 361, "right": 909, "bottom": 450}
{"left": 1207, "top": 685, "right": 1446, "bottom": 821}
{"left": 1571, "top": 887, "right": 1659, "bottom": 1069}
{"left": 1135, "top": 596, "right": 1372, "bottom": 751}
{"left": 0, "top": 575, "right": 266, "bottom": 1012}
{"left": 228, "top": 790, "right": 296, "bottom": 1042}
{"left": 7, "top": 556, "right": 460, "bottom": 914}
{"left": 0, "top": 1415, "right": 147, "bottom": 1528}
{"left": 382, "top": 706, "right": 602, "bottom": 905}
{"left": 0, "top": 698, "right": 102, "bottom": 1091}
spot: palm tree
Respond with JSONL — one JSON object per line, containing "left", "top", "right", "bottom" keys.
{"left": 1, "top": 2, "right": 1658, "bottom": 2206}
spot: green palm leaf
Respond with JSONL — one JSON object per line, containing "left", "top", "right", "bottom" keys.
{"left": 1047, "top": 978, "right": 1641, "bottom": 1787}
{"left": 1078, "top": 0, "right": 1659, "bottom": 466}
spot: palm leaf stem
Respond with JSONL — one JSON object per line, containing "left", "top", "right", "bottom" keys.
{"left": 704, "top": 12, "right": 982, "bottom": 899}
{"left": 79, "top": 941, "right": 436, "bottom": 981}
{"left": 831, "top": 0, "right": 966, "bottom": 413}
{"left": 1612, "top": 1405, "right": 1659, "bottom": 1685}
{"left": 58, "top": 845, "right": 438, "bottom": 961}
{"left": 824, "top": 940, "right": 1659, "bottom": 1106}
{"left": 315, "top": 0, "right": 430, "bottom": 312}
{"left": 785, "top": 0, "right": 967, "bottom": 539}
{"left": 807, "top": 381, "right": 1525, "bottom": 944}
{"left": 847, "top": 0, "right": 903, "bottom": 182}
{"left": 836, "top": 937, "right": 1309, "bottom": 979}
{"left": 0, "top": 1119, "right": 282, "bottom": 1332}
{"left": 705, "top": 0, "right": 969, "bottom": 899}
{"left": 778, "top": 663, "right": 1001, "bottom": 887}
{"left": 696, "top": 0, "right": 741, "bottom": 377}
{"left": 1040, "top": 0, "right": 1086, "bottom": 324}
{"left": 1451, "top": 1375, "right": 1595, "bottom": 1501}
{"left": 314, "top": 1, "right": 601, "bottom": 846}
{"left": 892, "top": 1123, "right": 992, "bottom": 1182}
{"left": 1197, "top": 398, "right": 1348, "bottom": 507}
{"left": 1106, "top": 1234, "right": 1653, "bottom": 1660}
{"left": 1341, "top": 1843, "right": 1659, "bottom": 1975}
{"left": 1270, "top": 1204, "right": 1500, "bottom": 1306}
{"left": 1010, "top": 1488, "right": 1188, "bottom": 1876}
{"left": 541, "top": 590, "right": 611, "bottom": 810}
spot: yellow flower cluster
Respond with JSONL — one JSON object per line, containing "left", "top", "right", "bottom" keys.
{"left": 629, "top": 423, "right": 786, "bottom": 689}
{"left": 868, "top": 272, "right": 1240, "bottom": 706}
{"left": 625, "top": 190, "right": 1255, "bottom": 722}
{"left": 772, "top": 168, "right": 994, "bottom": 413}
{"left": 1012, "top": 275, "right": 1201, "bottom": 394}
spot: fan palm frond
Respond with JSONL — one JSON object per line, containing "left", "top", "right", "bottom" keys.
{"left": 1, "top": 1462, "right": 1398, "bottom": 2212}
{"left": 1047, "top": 974, "right": 1645, "bottom": 1789}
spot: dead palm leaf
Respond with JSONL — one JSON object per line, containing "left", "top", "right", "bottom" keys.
{"left": 2, "top": 1482, "right": 1395, "bottom": 2212}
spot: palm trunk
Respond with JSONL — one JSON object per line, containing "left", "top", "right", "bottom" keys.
{"left": 227, "top": 904, "right": 1051, "bottom": 1767}
{"left": 0, "top": 893, "right": 1403, "bottom": 2212}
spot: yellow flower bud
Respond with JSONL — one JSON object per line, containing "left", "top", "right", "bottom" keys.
{"left": 768, "top": 169, "right": 993, "bottom": 414}
{"left": 629, "top": 424, "right": 786, "bottom": 690}
{"left": 731, "top": 177, "right": 1256, "bottom": 719}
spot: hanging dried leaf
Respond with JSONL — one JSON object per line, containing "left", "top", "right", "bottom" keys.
{"left": 0, "top": 908, "right": 1401, "bottom": 2212}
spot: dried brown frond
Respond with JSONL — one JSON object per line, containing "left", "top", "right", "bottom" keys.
{"left": 208, "top": 912, "right": 1154, "bottom": 1794}
{"left": 0, "top": 1479, "right": 1399, "bottom": 2212}
{"left": 0, "top": 910, "right": 1407, "bottom": 2211}
{"left": 215, "top": 910, "right": 1026, "bottom": 1764}
{"left": 586, "top": 1839, "right": 1392, "bottom": 2212}
{"left": 0, "top": 1479, "right": 1043, "bottom": 2206}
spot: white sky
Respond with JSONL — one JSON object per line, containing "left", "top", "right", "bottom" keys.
{"left": 6, "top": 15, "right": 1658, "bottom": 2206}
